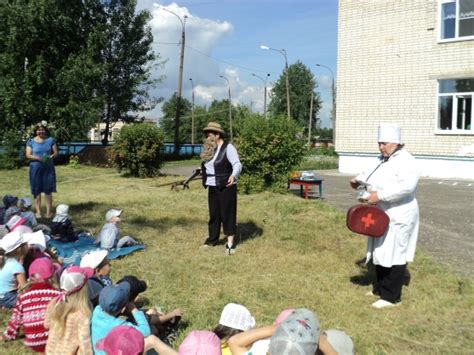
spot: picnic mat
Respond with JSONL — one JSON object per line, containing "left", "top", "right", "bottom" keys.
{"left": 48, "top": 234, "right": 145, "bottom": 266}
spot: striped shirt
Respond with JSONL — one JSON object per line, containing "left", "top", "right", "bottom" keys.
{"left": 3, "top": 282, "right": 61, "bottom": 352}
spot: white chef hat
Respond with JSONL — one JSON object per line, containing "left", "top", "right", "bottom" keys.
{"left": 378, "top": 123, "right": 401, "bottom": 144}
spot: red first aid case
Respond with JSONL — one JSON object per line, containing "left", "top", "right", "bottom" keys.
{"left": 346, "top": 204, "right": 390, "bottom": 238}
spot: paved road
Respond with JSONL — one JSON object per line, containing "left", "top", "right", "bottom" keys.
{"left": 316, "top": 170, "right": 474, "bottom": 279}
{"left": 162, "top": 166, "right": 474, "bottom": 279}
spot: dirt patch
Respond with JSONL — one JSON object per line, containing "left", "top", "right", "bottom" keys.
{"left": 77, "top": 146, "right": 111, "bottom": 167}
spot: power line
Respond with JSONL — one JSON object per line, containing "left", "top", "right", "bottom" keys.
{"left": 154, "top": 41, "right": 278, "bottom": 76}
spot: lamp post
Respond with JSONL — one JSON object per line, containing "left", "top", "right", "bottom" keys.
{"left": 219, "top": 75, "right": 233, "bottom": 141}
{"left": 252, "top": 73, "right": 270, "bottom": 119}
{"left": 189, "top": 78, "right": 195, "bottom": 146}
{"left": 316, "top": 63, "right": 336, "bottom": 145}
{"left": 160, "top": 6, "right": 187, "bottom": 153}
{"left": 261, "top": 45, "right": 290, "bottom": 119}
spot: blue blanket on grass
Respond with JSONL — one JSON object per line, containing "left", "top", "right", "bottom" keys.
{"left": 48, "top": 234, "right": 145, "bottom": 266}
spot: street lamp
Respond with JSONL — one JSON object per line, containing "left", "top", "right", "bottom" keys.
{"left": 261, "top": 45, "right": 290, "bottom": 119}
{"left": 189, "top": 78, "right": 195, "bottom": 146}
{"left": 252, "top": 73, "right": 270, "bottom": 119}
{"left": 219, "top": 75, "right": 233, "bottom": 141}
{"left": 316, "top": 63, "right": 336, "bottom": 145}
{"left": 159, "top": 6, "right": 188, "bottom": 153}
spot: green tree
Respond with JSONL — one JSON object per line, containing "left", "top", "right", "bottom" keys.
{"left": 94, "top": 0, "right": 161, "bottom": 146}
{"left": 268, "top": 61, "right": 322, "bottom": 130}
{"left": 160, "top": 93, "right": 192, "bottom": 143}
{"left": 0, "top": 0, "right": 104, "bottom": 144}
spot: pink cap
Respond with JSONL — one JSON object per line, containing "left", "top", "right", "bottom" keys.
{"left": 96, "top": 325, "right": 144, "bottom": 355}
{"left": 178, "top": 330, "right": 222, "bottom": 355}
{"left": 29, "top": 257, "right": 55, "bottom": 281}
{"left": 275, "top": 308, "right": 295, "bottom": 325}
{"left": 60, "top": 265, "right": 94, "bottom": 295}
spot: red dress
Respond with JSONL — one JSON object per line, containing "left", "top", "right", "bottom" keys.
{"left": 3, "top": 281, "right": 61, "bottom": 352}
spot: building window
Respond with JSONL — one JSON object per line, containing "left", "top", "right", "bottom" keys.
{"left": 440, "top": 0, "right": 474, "bottom": 40}
{"left": 438, "top": 79, "right": 473, "bottom": 132}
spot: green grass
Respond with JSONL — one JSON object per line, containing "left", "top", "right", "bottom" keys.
{"left": 1, "top": 165, "right": 473, "bottom": 354}
{"left": 299, "top": 154, "right": 338, "bottom": 170}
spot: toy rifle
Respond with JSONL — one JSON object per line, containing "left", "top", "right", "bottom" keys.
{"left": 156, "top": 168, "right": 202, "bottom": 190}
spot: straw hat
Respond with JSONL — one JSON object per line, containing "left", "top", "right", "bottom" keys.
{"left": 203, "top": 122, "right": 225, "bottom": 134}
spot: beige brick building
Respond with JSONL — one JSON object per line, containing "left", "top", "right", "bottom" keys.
{"left": 337, "top": 0, "right": 474, "bottom": 179}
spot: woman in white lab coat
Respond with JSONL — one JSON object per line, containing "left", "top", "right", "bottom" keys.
{"left": 350, "top": 123, "right": 420, "bottom": 309}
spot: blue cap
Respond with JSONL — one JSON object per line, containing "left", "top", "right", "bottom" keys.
{"left": 99, "top": 283, "right": 130, "bottom": 314}
{"left": 3, "top": 195, "right": 18, "bottom": 207}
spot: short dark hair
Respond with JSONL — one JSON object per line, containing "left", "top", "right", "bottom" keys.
{"left": 33, "top": 123, "right": 50, "bottom": 137}
{"left": 212, "top": 324, "right": 242, "bottom": 341}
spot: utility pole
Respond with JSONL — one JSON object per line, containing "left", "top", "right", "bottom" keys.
{"left": 220, "top": 75, "right": 233, "bottom": 141}
{"left": 160, "top": 6, "right": 187, "bottom": 154}
{"left": 308, "top": 91, "right": 313, "bottom": 146}
{"left": 189, "top": 78, "right": 195, "bottom": 146}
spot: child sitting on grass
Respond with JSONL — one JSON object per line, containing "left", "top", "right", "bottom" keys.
{"left": 1, "top": 257, "right": 62, "bottom": 353}
{"left": 44, "top": 265, "right": 94, "bottom": 355}
{"left": 213, "top": 303, "right": 256, "bottom": 355}
{"left": 117, "top": 275, "right": 184, "bottom": 344}
{"left": 96, "top": 209, "right": 139, "bottom": 250}
{"left": 22, "top": 230, "right": 63, "bottom": 279}
{"left": 80, "top": 250, "right": 112, "bottom": 287}
{"left": 0, "top": 231, "right": 29, "bottom": 308}
{"left": 228, "top": 308, "right": 352, "bottom": 355}
{"left": 50, "top": 204, "right": 78, "bottom": 242}
{"left": 91, "top": 283, "right": 176, "bottom": 355}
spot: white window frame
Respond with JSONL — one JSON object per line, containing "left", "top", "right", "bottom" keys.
{"left": 436, "top": 79, "right": 474, "bottom": 134}
{"left": 438, "top": 0, "right": 474, "bottom": 42}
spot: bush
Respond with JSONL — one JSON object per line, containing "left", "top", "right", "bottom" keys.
{"left": 108, "top": 123, "right": 165, "bottom": 177}
{"left": 234, "top": 116, "right": 306, "bottom": 193}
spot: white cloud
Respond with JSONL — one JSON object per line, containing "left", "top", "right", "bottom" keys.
{"left": 142, "top": 2, "right": 237, "bottom": 119}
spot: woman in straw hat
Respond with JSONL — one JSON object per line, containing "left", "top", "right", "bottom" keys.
{"left": 200, "top": 122, "right": 242, "bottom": 255}
{"left": 350, "top": 123, "right": 420, "bottom": 309}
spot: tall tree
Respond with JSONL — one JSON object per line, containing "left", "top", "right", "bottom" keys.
{"left": 268, "top": 61, "right": 322, "bottom": 130}
{"left": 92, "top": 0, "right": 161, "bottom": 145}
{"left": 0, "top": 0, "right": 104, "bottom": 143}
{"left": 160, "top": 93, "right": 191, "bottom": 143}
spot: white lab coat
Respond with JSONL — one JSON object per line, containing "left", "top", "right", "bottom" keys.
{"left": 355, "top": 149, "right": 420, "bottom": 267}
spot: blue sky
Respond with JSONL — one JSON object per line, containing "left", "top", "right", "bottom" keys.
{"left": 137, "top": 0, "right": 338, "bottom": 128}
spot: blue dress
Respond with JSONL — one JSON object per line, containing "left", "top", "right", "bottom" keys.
{"left": 27, "top": 137, "right": 57, "bottom": 196}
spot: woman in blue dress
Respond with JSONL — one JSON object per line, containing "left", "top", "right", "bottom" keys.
{"left": 25, "top": 123, "right": 58, "bottom": 218}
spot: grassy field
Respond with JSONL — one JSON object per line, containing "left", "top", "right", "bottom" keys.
{"left": 0, "top": 165, "right": 473, "bottom": 354}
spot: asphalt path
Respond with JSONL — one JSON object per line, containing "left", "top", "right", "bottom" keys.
{"left": 162, "top": 166, "right": 474, "bottom": 279}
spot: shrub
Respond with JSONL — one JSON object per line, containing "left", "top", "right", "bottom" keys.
{"left": 234, "top": 116, "right": 306, "bottom": 193}
{"left": 108, "top": 123, "right": 165, "bottom": 177}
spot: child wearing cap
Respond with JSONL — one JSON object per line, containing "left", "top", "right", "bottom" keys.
{"left": 1, "top": 257, "right": 62, "bottom": 353}
{"left": 91, "top": 283, "right": 151, "bottom": 354}
{"left": 22, "top": 230, "right": 63, "bottom": 279}
{"left": 96, "top": 209, "right": 139, "bottom": 250}
{"left": 49, "top": 204, "right": 78, "bottom": 242}
{"left": 91, "top": 283, "right": 177, "bottom": 355}
{"left": 213, "top": 303, "right": 256, "bottom": 355}
{"left": 44, "top": 265, "right": 94, "bottom": 355}
{"left": 81, "top": 250, "right": 113, "bottom": 287}
{"left": 117, "top": 275, "right": 184, "bottom": 343}
{"left": 2, "top": 195, "right": 18, "bottom": 224}
{"left": 228, "top": 308, "right": 349, "bottom": 355}
{"left": 96, "top": 325, "right": 145, "bottom": 355}
{"left": 0, "top": 231, "right": 29, "bottom": 308}
{"left": 179, "top": 330, "right": 222, "bottom": 355}
{"left": 227, "top": 308, "right": 294, "bottom": 355}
